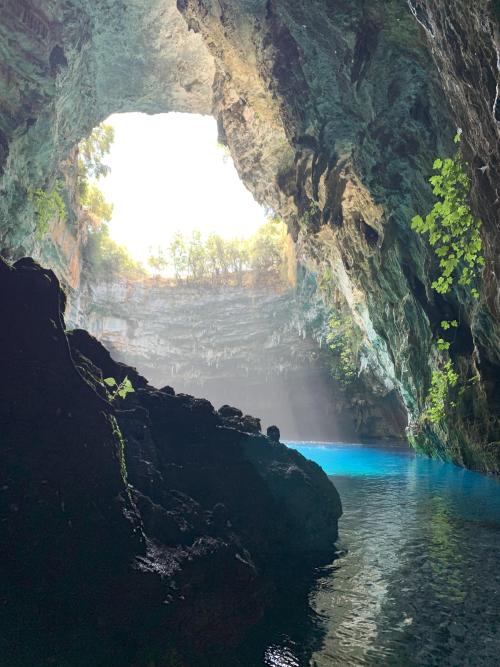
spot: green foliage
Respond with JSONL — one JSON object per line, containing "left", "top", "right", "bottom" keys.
{"left": 77, "top": 124, "right": 140, "bottom": 280}
{"left": 326, "top": 313, "right": 359, "bottom": 387}
{"left": 423, "top": 360, "right": 459, "bottom": 424}
{"left": 147, "top": 245, "right": 169, "bottom": 276}
{"left": 78, "top": 123, "right": 114, "bottom": 226}
{"left": 411, "top": 134, "right": 484, "bottom": 298}
{"left": 299, "top": 201, "right": 320, "bottom": 233}
{"left": 249, "top": 217, "right": 287, "bottom": 275}
{"left": 103, "top": 376, "right": 135, "bottom": 402}
{"left": 412, "top": 133, "right": 484, "bottom": 426}
{"left": 224, "top": 237, "right": 249, "bottom": 279}
{"left": 187, "top": 230, "right": 207, "bottom": 282}
{"left": 29, "top": 181, "right": 67, "bottom": 238}
{"left": 109, "top": 414, "right": 128, "bottom": 485}
{"left": 206, "top": 232, "right": 229, "bottom": 278}
{"left": 436, "top": 320, "right": 458, "bottom": 351}
{"left": 156, "top": 218, "right": 290, "bottom": 286}
{"left": 84, "top": 224, "right": 146, "bottom": 281}
{"left": 80, "top": 183, "right": 113, "bottom": 224}
{"left": 440, "top": 320, "right": 458, "bottom": 330}
{"left": 78, "top": 124, "right": 115, "bottom": 182}
{"left": 169, "top": 231, "right": 189, "bottom": 280}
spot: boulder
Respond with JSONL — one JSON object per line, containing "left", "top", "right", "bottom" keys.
{"left": 0, "top": 257, "right": 342, "bottom": 666}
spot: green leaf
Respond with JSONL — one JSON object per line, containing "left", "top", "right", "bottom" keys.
{"left": 437, "top": 338, "right": 450, "bottom": 351}
{"left": 104, "top": 377, "right": 117, "bottom": 387}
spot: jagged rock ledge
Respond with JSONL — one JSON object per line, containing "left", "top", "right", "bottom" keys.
{"left": 0, "top": 257, "right": 341, "bottom": 666}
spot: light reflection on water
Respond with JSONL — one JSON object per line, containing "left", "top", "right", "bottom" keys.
{"left": 271, "top": 441, "right": 500, "bottom": 667}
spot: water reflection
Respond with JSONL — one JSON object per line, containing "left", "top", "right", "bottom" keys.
{"left": 267, "top": 442, "right": 500, "bottom": 667}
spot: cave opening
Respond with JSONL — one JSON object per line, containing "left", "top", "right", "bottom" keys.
{"left": 71, "top": 111, "right": 367, "bottom": 442}
{"left": 2, "top": 2, "right": 500, "bottom": 665}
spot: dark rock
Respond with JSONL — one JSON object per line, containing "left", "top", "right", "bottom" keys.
{"left": 226, "top": 414, "right": 261, "bottom": 434}
{"left": 267, "top": 425, "right": 281, "bottom": 443}
{"left": 217, "top": 404, "right": 262, "bottom": 434}
{"left": 218, "top": 404, "right": 244, "bottom": 419}
{"left": 67, "top": 328, "right": 149, "bottom": 391}
{"left": 241, "top": 414, "right": 262, "bottom": 434}
{"left": 0, "top": 257, "right": 341, "bottom": 665}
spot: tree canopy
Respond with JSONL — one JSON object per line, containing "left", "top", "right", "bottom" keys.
{"left": 146, "top": 218, "right": 293, "bottom": 287}
{"left": 79, "top": 122, "right": 145, "bottom": 280}
{"left": 78, "top": 123, "right": 115, "bottom": 226}
{"left": 78, "top": 123, "right": 294, "bottom": 288}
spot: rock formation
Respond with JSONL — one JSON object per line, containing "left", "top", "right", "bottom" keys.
{"left": 0, "top": 0, "right": 497, "bottom": 470}
{"left": 0, "top": 256, "right": 341, "bottom": 665}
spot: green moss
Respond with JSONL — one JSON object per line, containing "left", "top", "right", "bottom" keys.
{"left": 326, "top": 312, "right": 360, "bottom": 388}
{"left": 422, "top": 359, "right": 458, "bottom": 424}
{"left": 28, "top": 180, "right": 67, "bottom": 239}
{"left": 110, "top": 415, "right": 128, "bottom": 486}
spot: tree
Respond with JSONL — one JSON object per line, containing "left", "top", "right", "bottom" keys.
{"left": 84, "top": 224, "right": 145, "bottom": 281}
{"left": 249, "top": 218, "right": 285, "bottom": 275}
{"left": 187, "top": 230, "right": 207, "bottom": 282}
{"left": 225, "top": 237, "right": 249, "bottom": 281}
{"left": 147, "top": 245, "right": 168, "bottom": 277}
{"left": 77, "top": 122, "right": 114, "bottom": 230}
{"left": 81, "top": 183, "right": 113, "bottom": 227}
{"left": 78, "top": 124, "right": 115, "bottom": 183}
{"left": 205, "top": 233, "right": 226, "bottom": 283}
{"left": 162, "top": 218, "right": 289, "bottom": 286}
{"left": 169, "top": 231, "right": 188, "bottom": 280}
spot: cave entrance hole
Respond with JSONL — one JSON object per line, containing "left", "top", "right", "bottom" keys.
{"left": 76, "top": 112, "right": 347, "bottom": 442}
{"left": 95, "top": 112, "right": 268, "bottom": 271}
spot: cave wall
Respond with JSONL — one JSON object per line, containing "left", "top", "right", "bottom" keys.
{"left": 67, "top": 278, "right": 406, "bottom": 442}
{"left": 0, "top": 0, "right": 498, "bottom": 470}
{"left": 177, "top": 0, "right": 500, "bottom": 470}
{"left": 0, "top": 0, "right": 214, "bottom": 284}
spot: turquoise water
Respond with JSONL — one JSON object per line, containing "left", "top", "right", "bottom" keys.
{"left": 261, "top": 441, "right": 500, "bottom": 667}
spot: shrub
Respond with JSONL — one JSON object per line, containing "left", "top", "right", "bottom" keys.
{"left": 326, "top": 313, "right": 359, "bottom": 387}
{"left": 423, "top": 360, "right": 459, "bottom": 424}
{"left": 411, "top": 133, "right": 484, "bottom": 299}
{"left": 29, "top": 181, "right": 67, "bottom": 238}
{"left": 411, "top": 133, "right": 484, "bottom": 423}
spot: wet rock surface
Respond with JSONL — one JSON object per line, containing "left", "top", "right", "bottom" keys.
{"left": 0, "top": 257, "right": 341, "bottom": 666}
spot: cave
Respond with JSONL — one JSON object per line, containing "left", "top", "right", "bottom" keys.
{"left": 1, "top": 1, "right": 499, "bottom": 666}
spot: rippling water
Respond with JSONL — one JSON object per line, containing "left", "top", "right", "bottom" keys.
{"left": 262, "top": 441, "right": 500, "bottom": 667}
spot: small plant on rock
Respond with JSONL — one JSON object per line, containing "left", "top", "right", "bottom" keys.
{"left": 411, "top": 132, "right": 484, "bottom": 299}
{"left": 29, "top": 180, "right": 67, "bottom": 239}
{"left": 423, "top": 360, "right": 459, "bottom": 424}
{"left": 411, "top": 132, "right": 484, "bottom": 424}
{"left": 103, "top": 376, "right": 134, "bottom": 402}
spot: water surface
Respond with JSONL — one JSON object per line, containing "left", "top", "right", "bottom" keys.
{"left": 263, "top": 441, "right": 500, "bottom": 666}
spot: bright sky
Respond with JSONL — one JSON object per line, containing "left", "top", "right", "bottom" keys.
{"left": 99, "top": 113, "right": 267, "bottom": 265}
